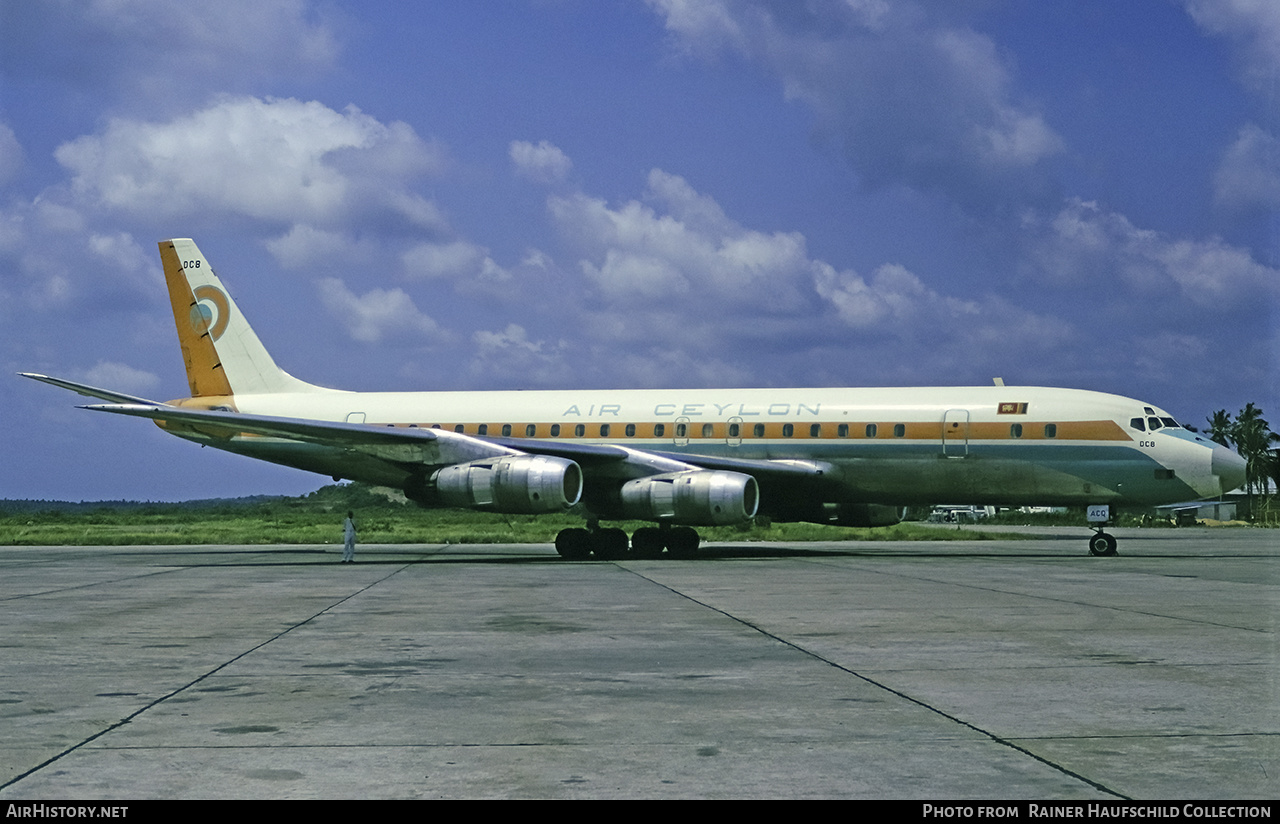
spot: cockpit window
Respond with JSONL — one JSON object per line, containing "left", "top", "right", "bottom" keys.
{"left": 1130, "top": 417, "right": 1146, "bottom": 432}
{"left": 1160, "top": 417, "right": 1180, "bottom": 429}
{"left": 1147, "top": 417, "right": 1163, "bottom": 431}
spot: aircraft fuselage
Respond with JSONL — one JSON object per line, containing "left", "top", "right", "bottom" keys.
{"left": 166, "top": 383, "right": 1237, "bottom": 521}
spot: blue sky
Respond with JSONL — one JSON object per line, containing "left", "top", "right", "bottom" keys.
{"left": 2, "top": 0, "right": 1277, "bottom": 502}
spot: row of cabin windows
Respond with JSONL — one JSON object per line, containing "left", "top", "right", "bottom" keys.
{"left": 1006, "top": 424, "right": 1057, "bottom": 438}
{"left": 396, "top": 421, "right": 1061, "bottom": 439}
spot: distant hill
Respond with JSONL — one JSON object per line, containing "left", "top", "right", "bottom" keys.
{"left": 0, "top": 482, "right": 401, "bottom": 515}
{"left": 0, "top": 495, "right": 291, "bottom": 514}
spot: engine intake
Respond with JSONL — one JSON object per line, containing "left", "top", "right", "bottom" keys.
{"left": 621, "top": 470, "right": 758, "bottom": 526}
{"left": 432, "top": 455, "right": 582, "bottom": 514}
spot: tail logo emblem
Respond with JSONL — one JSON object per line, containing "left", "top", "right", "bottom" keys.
{"left": 190, "top": 285, "right": 230, "bottom": 341}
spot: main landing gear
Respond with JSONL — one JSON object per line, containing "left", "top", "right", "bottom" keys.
{"left": 554, "top": 522, "right": 701, "bottom": 561}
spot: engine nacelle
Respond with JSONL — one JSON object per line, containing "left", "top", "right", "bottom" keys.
{"left": 621, "top": 470, "right": 759, "bottom": 526}
{"left": 432, "top": 455, "right": 582, "bottom": 514}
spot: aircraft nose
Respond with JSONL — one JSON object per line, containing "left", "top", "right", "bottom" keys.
{"left": 1211, "top": 444, "right": 1247, "bottom": 493}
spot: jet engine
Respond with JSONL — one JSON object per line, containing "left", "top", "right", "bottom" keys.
{"left": 431, "top": 455, "right": 582, "bottom": 514}
{"left": 621, "top": 470, "right": 758, "bottom": 526}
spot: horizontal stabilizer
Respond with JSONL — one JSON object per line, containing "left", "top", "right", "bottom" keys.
{"left": 20, "top": 373, "right": 165, "bottom": 406}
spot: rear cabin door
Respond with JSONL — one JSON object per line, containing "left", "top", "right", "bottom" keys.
{"left": 942, "top": 409, "right": 970, "bottom": 457}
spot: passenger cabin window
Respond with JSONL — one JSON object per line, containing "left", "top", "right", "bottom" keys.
{"left": 625, "top": 423, "right": 636, "bottom": 437}
{"left": 654, "top": 423, "right": 665, "bottom": 437}
{"left": 893, "top": 424, "right": 905, "bottom": 438}
{"left": 782, "top": 424, "right": 794, "bottom": 437}
{"left": 574, "top": 424, "right": 585, "bottom": 437}
{"left": 525, "top": 424, "right": 536, "bottom": 437}
{"left": 478, "top": 424, "right": 488, "bottom": 435}
{"left": 866, "top": 424, "right": 878, "bottom": 438}
{"left": 728, "top": 423, "right": 740, "bottom": 437}
{"left": 675, "top": 423, "right": 687, "bottom": 437}
{"left": 454, "top": 424, "right": 464, "bottom": 433}
{"left": 1044, "top": 424, "right": 1057, "bottom": 438}
{"left": 1010, "top": 423, "right": 1023, "bottom": 438}
{"left": 754, "top": 423, "right": 765, "bottom": 438}
{"left": 501, "top": 424, "right": 512, "bottom": 436}
{"left": 550, "top": 424, "right": 561, "bottom": 437}
{"left": 702, "top": 423, "right": 714, "bottom": 438}
{"left": 837, "top": 424, "right": 848, "bottom": 438}
{"left": 810, "top": 424, "right": 821, "bottom": 437}
{"left": 600, "top": 424, "right": 611, "bottom": 437}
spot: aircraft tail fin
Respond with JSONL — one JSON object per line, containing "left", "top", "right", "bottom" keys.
{"left": 159, "top": 238, "right": 324, "bottom": 398}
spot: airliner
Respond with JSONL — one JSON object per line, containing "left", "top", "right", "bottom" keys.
{"left": 23, "top": 238, "right": 1246, "bottom": 558}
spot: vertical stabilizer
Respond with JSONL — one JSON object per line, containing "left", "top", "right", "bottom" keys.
{"left": 159, "top": 238, "right": 322, "bottom": 397}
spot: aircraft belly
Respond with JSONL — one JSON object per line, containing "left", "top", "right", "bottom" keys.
{"left": 820, "top": 446, "right": 1198, "bottom": 507}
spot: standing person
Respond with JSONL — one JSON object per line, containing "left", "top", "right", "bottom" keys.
{"left": 341, "top": 510, "right": 357, "bottom": 563}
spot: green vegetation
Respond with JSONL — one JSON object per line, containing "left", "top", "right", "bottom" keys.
{"left": 0, "top": 483, "right": 1017, "bottom": 546}
{"left": 1206, "top": 403, "right": 1280, "bottom": 523}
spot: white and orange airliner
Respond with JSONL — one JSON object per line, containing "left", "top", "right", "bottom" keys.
{"left": 24, "top": 239, "right": 1246, "bottom": 558}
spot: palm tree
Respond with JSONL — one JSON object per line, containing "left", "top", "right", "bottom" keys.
{"left": 1229, "top": 404, "right": 1278, "bottom": 520}
{"left": 1206, "top": 409, "right": 1234, "bottom": 447}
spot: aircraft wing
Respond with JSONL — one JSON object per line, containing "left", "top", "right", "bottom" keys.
{"left": 81, "top": 402, "right": 831, "bottom": 490}
{"left": 81, "top": 402, "right": 540, "bottom": 467}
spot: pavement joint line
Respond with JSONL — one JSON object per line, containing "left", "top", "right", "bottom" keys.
{"left": 618, "top": 562, "right": 1131, "bottom": 801}
{"left": 0, "top": 564, "right": 198, "bottom": 603}
{"left": 0, "top": 562, "right": 413, "bottom": 792}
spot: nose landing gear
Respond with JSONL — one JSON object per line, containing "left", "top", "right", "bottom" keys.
{"left": 1086, "top": 504, "right": 1119, "bottom": 556}
{"left": 1088, "top": 530, "right": 1118, "bottom": 556}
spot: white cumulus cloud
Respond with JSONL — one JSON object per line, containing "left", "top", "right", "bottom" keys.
{"left": 1023, "top": 198, "right": 1280, "bottom": 307}
{"left": 77, "top": 361, "right": 161, "bottom": 396}
{"left": 509, "top": 140, "right": 573, "bottom": 183}
{"left": 1183, "top": 0, "right": 1280, "bottom": 88}
{"left": 317, "top": 277, "right": 442, "bottom": 343}
{"left": 647, "top": 0, "right": 1064, "bottom": 213}
{"left": 1214, "top": 123, "right": 1280, "bottom": 211}
{"left": 54, "top": 96, "right": 446, "bottom": 228}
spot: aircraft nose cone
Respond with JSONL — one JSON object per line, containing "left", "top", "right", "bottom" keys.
{"left": 1211, "top": 445, "right": 1247, "bottom": 493}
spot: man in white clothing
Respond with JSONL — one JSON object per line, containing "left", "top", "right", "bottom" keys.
{"left": 341, "top": 511, "right": 357, "bottom": 563}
